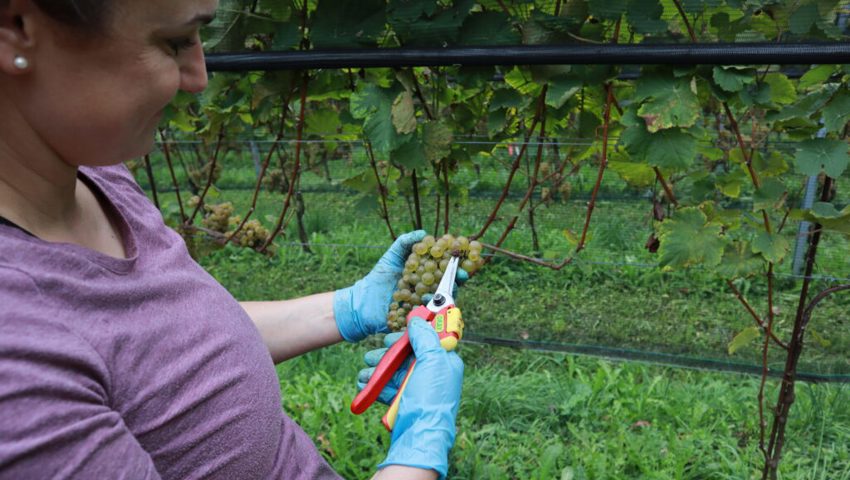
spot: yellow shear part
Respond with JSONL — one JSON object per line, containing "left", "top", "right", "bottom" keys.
{"left": 440, "top": 307, "right": 464, "bottom": 351}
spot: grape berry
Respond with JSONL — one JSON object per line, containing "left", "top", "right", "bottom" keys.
{"left": 387, "top": 234, "right": 485, "bottom": 331}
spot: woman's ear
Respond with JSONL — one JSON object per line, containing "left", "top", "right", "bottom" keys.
{"left": 0, "top": 0, "right": 38, "bottom": 75}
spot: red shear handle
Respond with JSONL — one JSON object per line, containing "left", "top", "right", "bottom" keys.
{"left": 350, "top": 331, "right": 411, "bottom": 414}
{"left": 382, "top": 305, "right": 464, "bottom": 431}
{"left": 350, "top": 305, "right": 434, "bottom": 415}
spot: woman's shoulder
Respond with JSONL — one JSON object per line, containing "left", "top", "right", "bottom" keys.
{"left": 80, "top": 163, "right": 147, "bottom": 198}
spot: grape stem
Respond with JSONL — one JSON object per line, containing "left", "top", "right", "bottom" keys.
{"left": 158, "top": 130, "right": 187, "bottom": 224}
{"left": 228, "top": 83, "right": 295, "bottom": 247}
{"left": 366, "top": 141, "right": 396, "bottom": 240}
{"left": 472, "top": 88, "right": 546, "bottom": 241}
{"left": 262, "top": 70, "right": 309, "bottom": 252}
{"left": 188, "top": 128, "right": 225, "bottom": 225}
{"left": 492, "top": 97, "right": 547, "bottom": 250}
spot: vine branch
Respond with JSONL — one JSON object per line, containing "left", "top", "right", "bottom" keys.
{"left": 366, "top": 141, "right": 396, "bottom": 240}
{"left": 725, "top": 280, "right": 788, "bottom": 350}
{"left": 262, "top": 71, "right": 309, "bottom": 252}
{"left": 472, "top": 88, "right": 546, "bottom": 240}
{"left": 228, "top": 87, "right": 294, "bottom": 245}
{"left": 158, "top": 130, "right": 186, "bottom": 224}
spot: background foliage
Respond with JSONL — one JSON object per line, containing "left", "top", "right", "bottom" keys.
{"left": 138, "top": 0, "right": 850, "bottom": 476}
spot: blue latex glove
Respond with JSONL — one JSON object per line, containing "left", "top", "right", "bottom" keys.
{"left": 376, "top": 317, "right": 464, "bottom": 479}
{"left": 334, "top": 230, "right": 426, "bottom": 342}
{"left": 334, "top": 231, "right": 469, "bottom": 343}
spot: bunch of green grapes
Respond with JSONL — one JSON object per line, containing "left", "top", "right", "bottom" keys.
{"left": 386, "top": 233, "right": 485, "bottom": 331}
{"left": 201, "top": 202, "right": 234, "bottom": 233}
{"left": 188, "top": 160, "right": 222, "bottom": 187}
{"left": 230, "top": 219, "right": 270, "bottom": 249}
{"left": 263, "top": 168, "right": 289, "bottom": 193}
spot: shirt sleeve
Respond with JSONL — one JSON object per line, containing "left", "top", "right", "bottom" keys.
{"left": 0, "top": 268, "right": 162, "bottom": 480}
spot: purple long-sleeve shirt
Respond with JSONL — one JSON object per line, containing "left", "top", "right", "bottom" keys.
{"left": 0, "top": 165, "right": 341, "bottom": 479}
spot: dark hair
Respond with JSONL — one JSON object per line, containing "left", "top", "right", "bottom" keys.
{"left": 0, "top": 0, "right": 112, "bottom": 33}
{"left": 32, "top": 0, "right": 112, "bottom": 32}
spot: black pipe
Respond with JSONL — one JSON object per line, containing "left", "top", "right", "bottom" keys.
{"left": 206, "top": 42, "right": 850, "bottom": 71}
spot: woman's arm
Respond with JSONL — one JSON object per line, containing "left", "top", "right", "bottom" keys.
{"left": 240, "top": 291, "right": 343, "bottom": 363}
{"left": 372, "top": 466, "right": 438, "bottom": 480}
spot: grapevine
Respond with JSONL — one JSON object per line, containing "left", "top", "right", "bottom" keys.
{"left": 200, "top": 200, "right": 235, "bottom": 234}
{"left": 386, "top": 233, "right": 484, "bottom": 331}
{"left": 229, "top": 219, "right": 271, "bottom": 249}
{"left": 138, "top": 1, "right": 850, "bottom": 476}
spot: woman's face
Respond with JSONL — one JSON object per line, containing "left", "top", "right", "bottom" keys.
{"left": 12, "top": 0, "right": 218, "bottom": 166}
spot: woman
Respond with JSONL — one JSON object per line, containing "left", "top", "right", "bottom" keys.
{"left": 0, "top": 1, "right": 464, "bottom": 479}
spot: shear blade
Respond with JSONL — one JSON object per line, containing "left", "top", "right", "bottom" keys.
{"left": 426, "top": 256, "right": 460, "bottom": 313}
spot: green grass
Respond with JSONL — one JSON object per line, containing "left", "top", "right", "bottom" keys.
{"left": 275, "top": 341, "right": 850, "bottom": 479}
{"left": 131, "top": 159, "right": 850, "bottom": 477}
{"left": 192, "top": 245, "right": 850, "bottom": 478}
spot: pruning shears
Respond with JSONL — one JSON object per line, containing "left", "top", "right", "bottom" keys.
{"left": 351, "top": 255, "right": 464, "bottom": 431}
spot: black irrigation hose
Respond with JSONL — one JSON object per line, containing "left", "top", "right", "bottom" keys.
{"left": 206, "top": 42, "right": 850, "bottom": 71}
{"left": 462, "top": 333, "right": 850, "bottom": 383}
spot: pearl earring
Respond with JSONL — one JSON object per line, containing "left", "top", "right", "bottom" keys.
{"left": 13, "top": 55, "right": 29, "bottom": 70}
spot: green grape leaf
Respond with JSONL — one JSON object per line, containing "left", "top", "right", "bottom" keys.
{"left": 545, "top": 76, "right": 582, "bottom": 109}
{"left": 489, "top": 88, "right": 525, "bottom": 111}
{"left": 589, "top": 0, "right": 628, "bottom": 20}
{"left": 728, "top": 326, "right": 761, "bottom": 355}
{"left": 795, "top": 138, "right": 850, "bottom": 178}
{"left": 636, "top": 76, "right": 700, "bottom": 132}
{"left": 423, "top": 121, "right": 453, "bottom": 163}
{"left": 752, "top": 151, "right": 790, "bottom": 178}
{"left": 391, "top": 91, "right": 417, "bottom": 135}
{"left": 822, "top": 89, "right": 850, "bottom": 133}
{"left": 752, "top": 178, "right": 787, "bottom": 212}
{"left": 766, "top": 84, "right": 837, "bottom": 123}
{"left": 342, "top": 170, "right": 377, "bottom": 192}
{"left": 682, "top": 0, "right": 722, "bottom": 11}
{"left": 803, "top": 202, "right": 850, "bottom": 234}
{"left": 622, "top": 125, "right": 696, "bottom": 171}
{"left": 504, "top": 67, "right": 542, "bottom": 96}
{"left": 353, "top": 194, "right": 380, "bottom": 216}
{"left": 521, "top": 11, "right": 583, "bottom": 45}
{"left": 364, "top": 111, "right": 399, "bottom": 153}
{"left": 306, "top": 108, "right": 342, "bottom": 136}
{"left": 350, "top": 84, "right": 385, "bottom": 119}
{"left": 657, "top": 208, "right": 725, "bottom": 268}
{"left": 389, "top": 0, "right": 474, "bottom": 46}
{"left": 487, "top": 109, "right": 508, "bottom": 138}
{"left": 578, "top": 110, "right": 601, "bottom": 139}
{"left": 752, "top": 232, "right": 790, "bottom": 264}
{"left": 764, "top": 73, "right": 796, "bottom": 105}
{"left": 716, "top": 167, "right": 748, "bottom": 198}
{"left": 627, "top": 0, "right": 667, "bottom": 34}
{"left": 799, "top": 65, "right": 836, "bottom": 90}
{"left": 740, "top": 81, "right": 772, "bottom": 107}
{"left": 790, "top": 3, "right": 818, "bottom": 35}
{"left": 392, "top": 137, "right": 429, "bottom": 170}
{"left": 608, "top": 160, "right": 656, "bottom": 187}
{"left": 272, "top": 22, "right": 301, "bottom": 50}
{"left": 460, "top": 11, "right": 520, "bottom": 45}
{"left": 310, "top": 0, "right": 386, "bottom": 48}
{"left": 718, "top": 242, "right": 763, "bottom": 278}
{"left": 350, "top": 84, "right": 407, "bottom": 152}
{"left": 712, "top": 66, "right": 754, "bottom": 93}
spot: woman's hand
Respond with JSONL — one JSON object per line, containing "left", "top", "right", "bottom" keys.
{"left": 357, "top": 332, "right": 409, "bottom": 405}
{"left": 334, "top": 230, "right": 427, "bottom": 342}
{"left": 366, "top": 318, "right": 464, "bottom": 479}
